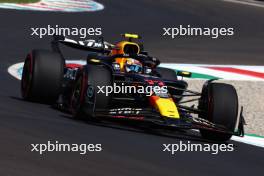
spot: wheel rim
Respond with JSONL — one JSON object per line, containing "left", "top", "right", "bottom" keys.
{"left": 70, "top": 71, "right": 87, "bottom": 117}
{"left": 71, "top": 79, "right": 82, "bottom": 115}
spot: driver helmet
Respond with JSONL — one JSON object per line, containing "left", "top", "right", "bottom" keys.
{"left": 125, "top": 58, "right": 143, "bottom": 73}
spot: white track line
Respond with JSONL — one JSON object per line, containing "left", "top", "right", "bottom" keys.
{"left": 232, "top": 135, "right": 264, "bottom": 148}
{"left": 0, "top": 0, "right": 104, "bottom": 12}
{"left": 8, "top": 62, "right": 23, "bottom": 80}
{"left": 161, "top": 63, "right": 264, "bottom": 81}
{"left": 222, "top": 0, "right": 264, "bottom": 8}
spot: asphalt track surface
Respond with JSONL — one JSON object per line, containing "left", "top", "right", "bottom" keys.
{"left": 0, "top": 0, "right": 264, "bottom": 175}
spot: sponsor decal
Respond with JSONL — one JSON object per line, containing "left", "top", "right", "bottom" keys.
{"left": 0, "top": 0, "right": 104, "bottom": 12}
{"left": 86, "top": 86, "right": 94, "bottom": 98}
{"left": 109, "top": 108, "right": 142, "bottom": 115}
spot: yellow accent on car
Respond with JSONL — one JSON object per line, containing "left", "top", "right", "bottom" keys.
{"left": 124, "top": 33, "right": 139, "bottom": 39}
{"left": 154, "top": 97, "right": 180, "bottom": 119}
{"left": 90, "top": 59, "right": 100, "bottom": 63}
{"left": 177, "top": 71, "right": 192, "bottom": 77}
{"left": 182, "top": 71, "right": 190, "bottom": 75}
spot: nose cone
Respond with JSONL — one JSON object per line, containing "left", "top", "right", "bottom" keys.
{"left": 149, "top": 96, "right": 180, "bottom": 119}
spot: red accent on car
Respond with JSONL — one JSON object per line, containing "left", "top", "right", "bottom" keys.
{"left": 145, "top": 79, "right": 165, "bottom": 86}
{"left": 112, "top": 115, "right": 144, "bottom": 120}
{"left": 158, "top": 81, "right": 165, "bottom": 86}
{"left": 66, "top": 63, "right": 83, "bottom": 69}
{"left": 149, "top": 96, "right": 159, "bottom": 107}
{"left": 145, "top": 79, "right": 154, "bottom": 85}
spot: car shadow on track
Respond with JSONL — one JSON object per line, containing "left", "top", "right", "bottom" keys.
{"left": 60, "top": 113, "right": 228, "bottom": 145}
{"left": 9, "top": 96, "right": 231, "bottom": 145}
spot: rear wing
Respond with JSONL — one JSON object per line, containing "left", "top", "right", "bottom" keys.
{"left": 51, "top": 35, "right": 115, "bottom": 54}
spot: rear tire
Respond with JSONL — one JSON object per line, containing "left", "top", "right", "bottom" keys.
{"left": 21, "top": 49, "right": 64, "bottom": 103}
{"left": 198, "top": 82, "right": 239, "bottom": 141}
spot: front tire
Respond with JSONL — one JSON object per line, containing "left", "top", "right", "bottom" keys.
{"left": 70, "top": 64, "right": 112, "bottom": 119}
{"left": 198, "top": 82, "right": 239, "bottom": 141}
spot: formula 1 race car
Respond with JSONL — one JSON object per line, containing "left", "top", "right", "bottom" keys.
{"left": 21, "top": 33, "right": 245, "bottom": 141}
